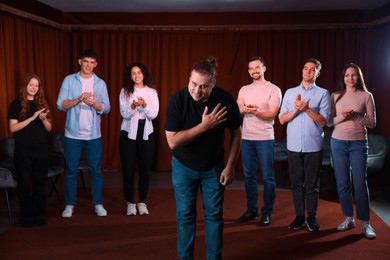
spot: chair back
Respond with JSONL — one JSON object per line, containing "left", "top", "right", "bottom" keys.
{"left": 322, "top": 129, "right": 333, "bottom": 166}
{"left": 0, "top": 167, "right": 17, "bottom": 188}
{"left": 367, "top": 134, "right": 390, "bottom": 173}
{"left": 52, "top": 133, "right": 64, "bottom": 155}
{"left": 0, "top": 138, "right": 15, "bottom": 171}
{"left": 2, "top": 138, "right": 15, "bottom": 160}
{"left": 274, "top": 137, "right": 288, "bottom": 161}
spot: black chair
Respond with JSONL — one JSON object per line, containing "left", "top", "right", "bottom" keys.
{"left": 48, "top": 133, "right": 66, "bottom": 201}
{"left": 322, "top": 129, "right": 333, "bottom": 167}
{"left": 320, "top": 129, "right": 337, "bottom": 196}
{"left": 0, "top": 167, "right": 17, "bottom": 224}
{"left": 0, "top": 138, "right": 15, "bottom": 172}
{"left": 1, "top": 136, "right": 64, "bottom": 201}
{"left": 51, "top": 133, "right": 89, "bottom": 192}
{"left": 274, "top": 137, "right": 288, "bottom": 178}
{"left": 367, "top": 134, "right": 390, "bottom": 201}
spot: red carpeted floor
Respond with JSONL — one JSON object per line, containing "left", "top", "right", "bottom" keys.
{"left": 0, "top": 188, "right": 389, "bottom": 259}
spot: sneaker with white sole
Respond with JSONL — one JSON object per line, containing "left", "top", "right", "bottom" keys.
{"left": 126, "top": 203, "right": 137, "bottom": 216}
{"left": 337, "top": 218, "right": 356, "bottom": 231}
{"left": 62, "top": 205, "right": 74, "bottom": 218}
{"left": 95, "top": 204, "right": 107, "bottom": 217}
{"left": 306, "top": 215, "right": 320, "bottom": 232}
{"left": 363, "top": 225, "right": 376, "bottom": 239}
{"left": 288, "top": 215, "right": 306, "bottom": 230}
{"left": 137, "top": 202, "right": 149, "bottom": 215}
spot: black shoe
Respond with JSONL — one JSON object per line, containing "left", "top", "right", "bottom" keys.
{"left": 236, "top": 210, "right": 258, "bottom": 223}
{"left": 259, "top": 214, "right": 271, "bottom": 226}
{"left": 288, "top": 215, "right": 306, "bottom": 230}
{"left": 306, "top": 215, "right": 320, "bottom": 232}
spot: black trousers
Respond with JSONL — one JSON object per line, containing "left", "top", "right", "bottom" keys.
{"left": 287, "top": 150, "right": 322, "bottom": 217}
{"left": 119, "top": 121, "right": 155, "bottom": 203}
{"left": 14, "top": 144, "right": 48, "bottom": 224}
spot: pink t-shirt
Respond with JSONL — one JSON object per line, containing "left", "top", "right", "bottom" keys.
{"left": 330, "top": 90, "right": 376, "bottom": 140}
{"left": 238, "top": 81, "right": 282, "bottom": 140}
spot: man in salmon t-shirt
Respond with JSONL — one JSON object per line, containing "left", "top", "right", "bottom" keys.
{"left": 236, "top": 56, "right": 282, "bottom": 226}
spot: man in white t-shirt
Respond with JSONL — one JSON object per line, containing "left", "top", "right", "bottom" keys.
{"left": 236, "top": 56, "right": 282, "bottom": 226}
{"left": 56, "top": 49, "right": 111, "bottom": 218}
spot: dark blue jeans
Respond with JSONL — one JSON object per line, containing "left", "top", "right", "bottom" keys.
{"left": 241, "top": 139, "right": 276, "bottom": 214}
{"left": 330, "top": 138, "right": 370, "bottom": 221}
{"left": 171, "top": 157, "right": 225, "bottom": 260}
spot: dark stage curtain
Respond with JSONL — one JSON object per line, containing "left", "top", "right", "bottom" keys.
{"left": 1, "top": 10, "right": 389, "bottom": 172}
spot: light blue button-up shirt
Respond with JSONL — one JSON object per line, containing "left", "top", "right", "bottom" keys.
{"left": 279, "top": 83, "right": 330, "bottom": 152}
{"left": 56, "top": 72, "right": 111, "bottom": 139}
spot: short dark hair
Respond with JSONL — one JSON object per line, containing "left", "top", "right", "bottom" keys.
{"left": 80, "top": 49, "right": 98, "bottom": 60}
{"left": 304, "top": 58, "right": 321, "bottom": 71}
{"left": 248, "top": 56, "right": 265, "bottom": 66}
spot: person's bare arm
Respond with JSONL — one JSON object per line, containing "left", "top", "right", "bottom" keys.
{"left": 219, "top": 128, "right": 241, "bottom": 186}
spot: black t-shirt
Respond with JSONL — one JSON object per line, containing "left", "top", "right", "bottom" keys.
{"left": 8, "top": 99, "right": 48, "bottom": 147}
{"left": 165, "top": 86, "right": 240, "bottom": 170}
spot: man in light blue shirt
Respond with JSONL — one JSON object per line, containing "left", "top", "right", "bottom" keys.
{"left": 56, "top": 49, "right": 110, "bottom": 218}
{"left": 279, "top": 58, "right": 330, "bottom": 232}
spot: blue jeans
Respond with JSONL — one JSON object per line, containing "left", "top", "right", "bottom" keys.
{"left": 171, "top": 157, "right": 225, "bottom": 260}
{"left": 241, "top": 139, "right": 276, "bottom": 214}
{"left": 64, "top": 137, "right": 103, "bottom": 205}
{"left": 330, "top": 138, "right": 370, "bottom": 221}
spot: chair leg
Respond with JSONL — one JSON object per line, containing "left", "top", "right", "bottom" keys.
{"left": 4, "top": 189, "right": 13, "bottom": 224}
{"left": 49, "top": 176, "right": 61, "bottom": 202}
{"left": 48, "top": 178, "right": 55, "bottom": 197}
{"left": 80, "top": 170, "right": 87, "bottom": 192}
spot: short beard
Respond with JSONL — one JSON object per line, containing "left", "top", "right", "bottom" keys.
{"left": 251, "top": 74, "right": 263, "bottom": 81}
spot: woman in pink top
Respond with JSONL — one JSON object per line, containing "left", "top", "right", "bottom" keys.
{"left": 329, "top": 63, "right": 376, "bottom": 239}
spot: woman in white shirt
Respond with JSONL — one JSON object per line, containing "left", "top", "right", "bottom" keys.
{"left": 119, "top": 63, "right": 159, "bottom": 216}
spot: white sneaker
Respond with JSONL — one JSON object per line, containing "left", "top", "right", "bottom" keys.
{"left": 95, "top": 204, "right": 107, "bottom": 217}
{"left": 363, "top": 225, "right": 376, "bottom": 239}
{"left": 126, "top": 203, "right": 137, "bottom": 216}
{"left": 137, "top": 202, "right": 149, "bottom": 215}
{"left": 62, "top": 205, "right": 74, "bottom": 218}
{"left": 337, "top": 218, "right": 356, "bottom": 231}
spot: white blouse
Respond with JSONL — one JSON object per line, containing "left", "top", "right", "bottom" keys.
{"left": 119, "top": 86, "right": 159, "bottom": 140}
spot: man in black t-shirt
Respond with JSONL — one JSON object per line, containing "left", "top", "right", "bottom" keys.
{"left": 165, "top": 57, "right": 241, "bottom": 260}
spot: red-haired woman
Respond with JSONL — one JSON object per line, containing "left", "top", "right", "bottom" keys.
{"left": 8, "top": 73, "right": 53, "bottom": 227}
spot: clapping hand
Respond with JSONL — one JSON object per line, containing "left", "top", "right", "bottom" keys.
{"left": 342, "top": 109, "right": 355, "bottom": 119}
{"left": 244, "top": 104, "right": 258, "bottom": 113}
{"left": 39, "top": 109, "right": 50, "bottom": 121}
{"left": 294, "top": 94, "right": 309, "bottom": 111}
{"left": 133, "top": 96, "right": 146, "bottom": 108}
{"left": 31, "top": 108, "right": 46, "bottom": 121}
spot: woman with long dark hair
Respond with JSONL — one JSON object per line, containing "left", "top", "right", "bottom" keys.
{"left": 329, "top": 63, "right": 377, "bottom": 239}
{"left": 8, "top": 73, "right": 53, "bottom": 227}
{"left": 119, "top": 63, "right": 159, "bottom": 216}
